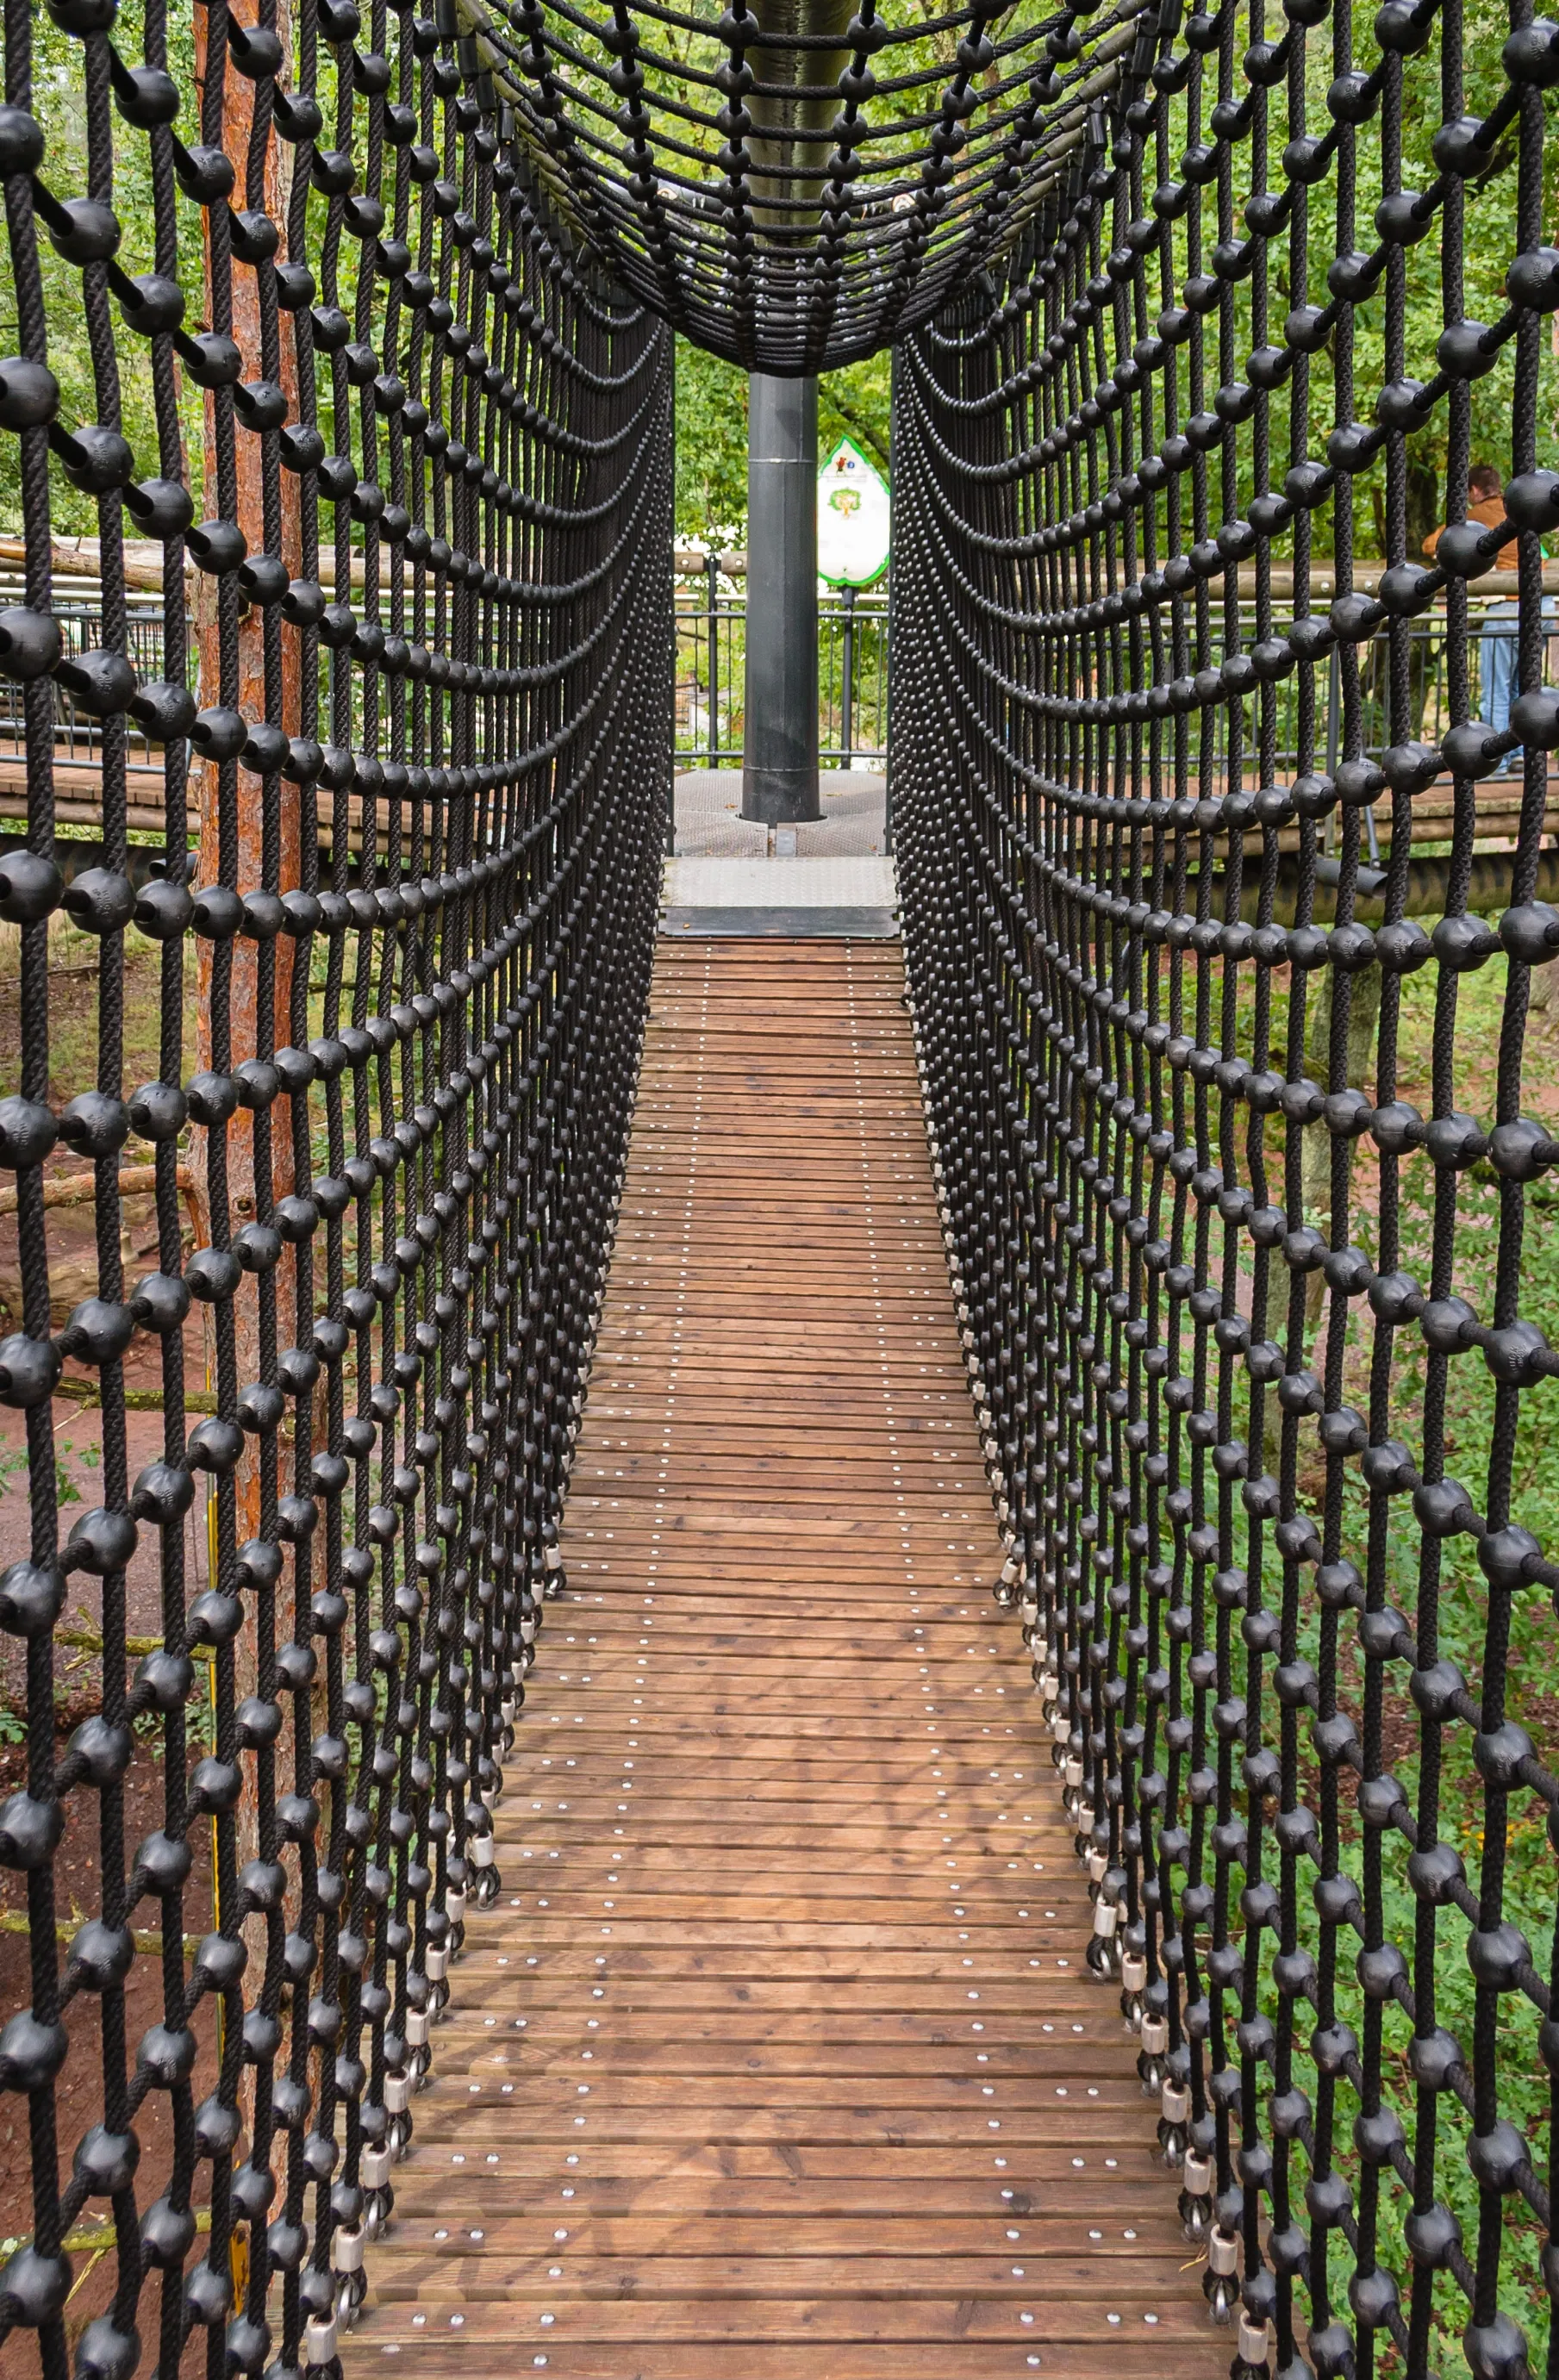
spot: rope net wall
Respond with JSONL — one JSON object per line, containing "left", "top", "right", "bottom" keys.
{"left": 0, "top": 0, "right": 671, "bottom": 2367}
{"left": 890, "top": 8, "right": 1559, "bottom": 2380}
{"left": 389, "top": 0, "right": 1149, "bottom": 372}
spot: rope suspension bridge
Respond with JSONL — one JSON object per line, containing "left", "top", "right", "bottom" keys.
{"left": 0, "top": 0, "right": 1556, "bottom": 2370}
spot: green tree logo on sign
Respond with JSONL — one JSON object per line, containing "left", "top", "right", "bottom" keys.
{"left": 817, "top": 437, "right": 890, "bottom": 588}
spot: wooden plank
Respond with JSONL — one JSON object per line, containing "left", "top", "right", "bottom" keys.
{"left": 340, "top": 940, "right": 1223, "bottom": 2378}
{"left": 433, "top": 2010, "right": 1126, "bottom": 2047}
{"left": 346, "top": 2347, "right": 1180, "bottom": 2378}
{"left": 364, "top": 2251, "right": 1193, "bottom": 2297}
{"left": 368, "top": 2215, "right": 1203, "bottom": 2262}
{"left": 365, "top": 2106, "right": 1171, "bottom": 2148}
{"left": 382, "top": 2140, "right": 1163, "bottom": 2184}
{"left": 376, "top": 2163, "right": 1172, "bottom": 2215}
{"left": 353, "top": 2294, "right": 1206, "bottom": 2342}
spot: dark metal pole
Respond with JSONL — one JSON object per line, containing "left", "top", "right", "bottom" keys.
{"left": 742, "top": 372, "right": 820, "bottom": 824}
{"left": 707, "top": 548, "right": 720, "bottom": 768}
{"left": 735, "top": 0, "right": 845, "bottom": 826}
{"left": 744, "top": 0, "right": 852, "bottom": 310}
{"left": 667, "top": 357, "right": 678, "bottom": 857}
{"left": 839, "top": 582, "right": 856, "bottom": 771}
{"left": 883, "top": 346, "right": 899, "bottom": 856}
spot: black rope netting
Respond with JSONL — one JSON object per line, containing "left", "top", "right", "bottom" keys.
{"left": 440, "top": 0, "right": 1153, "bottom": 371}
{"left": 891, "top": 4, "right": 1559, "bottom": 2377}
{"left": 5, "top": 0, "right": 1559, "bottom": 2364}
{"left": 0, "top": 0, "right": 670, "bottom": 2368}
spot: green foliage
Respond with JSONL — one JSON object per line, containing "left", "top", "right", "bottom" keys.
{"left": 674, "top": 338, "right": 894, "bottom": 546}
{"left": 820, "top": 352, "right": 892, "bottom": 479}
{"left": 1, "top": 0, "right": 204, "bottom": 538}
{"left": 674, "top": 339, "right": 749, "bottom": 544}
{"left": 1144, "top": 0, "right": 1559, "bottom": 553}
{"left": 1177, "top": 942, "right": 1559, "bottom": 2364}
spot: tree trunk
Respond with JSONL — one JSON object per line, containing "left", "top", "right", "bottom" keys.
{"left": 1302, "top": 962, "right": 1382, "bottom": 1332}
{"left": 188, "top": 0, "right": 305, "bottom": 2123}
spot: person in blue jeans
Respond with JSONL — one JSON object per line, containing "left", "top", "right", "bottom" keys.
{"left": 1479, "top": 599, "right": 1559, "bottom": 769}
{"left": 1426, "top": 464, "right": 1556, "bottom": 774}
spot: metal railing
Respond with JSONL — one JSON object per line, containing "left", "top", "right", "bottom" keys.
{"left": 0, "top": 598, "right": 184, "bottom": 778}
{"left": 674, "top": 559, "right": 889, "bottom": 769}
{"left": 18, "top": 583, "right": 1549, "bottom": 837}
{"left": 0, "top": 575, "right": 892, "bottom": 792}
{"left": 668, "top": 570, "right": 1559, "bottom": 811}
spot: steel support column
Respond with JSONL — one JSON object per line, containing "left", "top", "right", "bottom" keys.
{"left": 743, "top": 371, "right": 820, "bottom": 824}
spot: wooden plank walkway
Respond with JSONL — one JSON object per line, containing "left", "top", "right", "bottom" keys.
{"left": 341, "top": 938, "right": 1225, "bottom": 2380}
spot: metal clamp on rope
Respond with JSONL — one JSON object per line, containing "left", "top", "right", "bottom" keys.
{"left": 333, "top": 2223, "right": 365, "bottom": 2275}
{"left": 471, "top": 1833, "right": 496, "bottom": 1867}
{"left": 384, "top": 2073, "right": 410, "bottom": 2114}
{"left": 405, "top": 2008, "right": 430, "bottom": 2047}
{"left": 1238, "top": 2317, "right": 1271, "bottom": 2370}
{"left": 360, "top": 2146, "right": 391, "bottom": 2190}
{"left": 426, "top": 1946, "right": 447, "bottom": 1982}
{"left": 304, "top": 2315, "right": 339, "bottom": 2368}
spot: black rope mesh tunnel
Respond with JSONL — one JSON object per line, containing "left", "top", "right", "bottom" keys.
{"left": 2, "top": 0, "right": 1559, "bottom": 2367}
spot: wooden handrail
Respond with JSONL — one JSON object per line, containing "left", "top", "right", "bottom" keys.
{"left": 0, "top": 1161, "right": 197, "bottom": 1225}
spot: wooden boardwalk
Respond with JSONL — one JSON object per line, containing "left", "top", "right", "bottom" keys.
{"left": 342, "top": 938, "right": 1225, "bottom": 2380}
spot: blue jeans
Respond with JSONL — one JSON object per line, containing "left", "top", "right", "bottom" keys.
{"left": 1480, "top": 599, "right": 1558, "bottom": 767}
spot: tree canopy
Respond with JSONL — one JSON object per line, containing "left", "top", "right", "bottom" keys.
{"left": 674, "top": 338, "right": 893, "bottom": 548}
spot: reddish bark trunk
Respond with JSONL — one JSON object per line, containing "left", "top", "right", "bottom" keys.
{"left": 190, "top": 0, "right": 304, "bottom": 1527}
